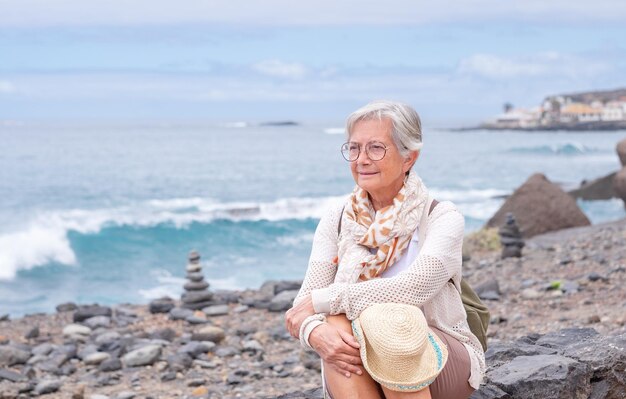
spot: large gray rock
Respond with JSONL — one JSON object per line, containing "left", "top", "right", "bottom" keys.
{"left": 472, "top": 328, "right": 626, "bottom": 399}
{"left": 486, "top": 173, "right": 590, "bottom": 238}
{"left": 34, "top": 378, "right": 63, "bottom": 395}
{"left": 0, "top": 346, "right": 31, "bottom": 367}
{"left": 613, "top": 168, "right": 626, "bottom": 209}
{"left": 617, "top": 138, "right": 626, "bottom": 166}
{"left": 488, "top": 354, "right": 591, "bottom": 398}
{"left": 121, "top": 344, "right": 161, "bottom": 367}
{"left": 568, "top": 171, "right": 618, "bottom": 200}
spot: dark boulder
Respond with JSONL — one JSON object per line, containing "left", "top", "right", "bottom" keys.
{"left": 486, "top": 173, "right": 590, "bottom": 238}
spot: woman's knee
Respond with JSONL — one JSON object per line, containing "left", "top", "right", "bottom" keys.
{"left": 324, "top": 361, "right": 384, "bottom": 399}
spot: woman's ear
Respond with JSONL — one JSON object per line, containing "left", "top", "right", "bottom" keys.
{"left": 403, "top": 150, "right": 419, "bottom": 173}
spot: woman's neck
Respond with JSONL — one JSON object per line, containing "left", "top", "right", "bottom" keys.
{"left": 369, "top": 178, "right": 405, "bottom": 211}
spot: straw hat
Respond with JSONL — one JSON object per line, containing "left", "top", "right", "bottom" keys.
{"left": 351, "top": 303, "right": 448, "bottom": 392}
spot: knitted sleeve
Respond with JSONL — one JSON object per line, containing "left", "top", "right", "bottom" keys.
{"left": 312, "top": 202, "right": 465, "bottom": 321}
{"left": 292, "top": 202, "right": 342, "bottom": 307}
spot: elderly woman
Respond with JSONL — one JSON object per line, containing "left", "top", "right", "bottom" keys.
{"left": 285, "top": 100, "right": 485, "bottom": 399}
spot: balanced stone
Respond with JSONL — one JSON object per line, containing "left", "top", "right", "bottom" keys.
{"left": 184, "top": 281, "right": 209, "bottom": 291}
{"left": 499, "top": 212, "right": 524, "bottom": 259}
{"left": 180, "top": 250, "right": 215, "bottom": 313}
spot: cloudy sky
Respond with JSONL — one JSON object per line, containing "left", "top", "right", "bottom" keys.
{"left": 1, "top": 0, "right": 625, "bottom": 125}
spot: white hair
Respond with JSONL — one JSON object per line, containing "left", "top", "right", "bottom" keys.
{"left": 345, "top": 100, "right": 423, "bottom": 158}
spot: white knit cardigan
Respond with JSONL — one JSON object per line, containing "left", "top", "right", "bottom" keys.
{"left": 293, "top": 199, "right": 486, "bottom": 389}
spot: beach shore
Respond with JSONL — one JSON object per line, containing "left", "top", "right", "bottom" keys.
{"left": 1, "top": 218, "right": 625, "bottom": 398}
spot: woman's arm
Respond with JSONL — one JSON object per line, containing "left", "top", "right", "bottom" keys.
{"left": 311, "top": 202, "right": 465, "bottom": 320}
{"left": 292, "top": 201, "right": 342, "bottom": 306}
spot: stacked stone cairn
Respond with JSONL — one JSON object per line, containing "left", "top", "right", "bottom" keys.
{"left": 181, "top": 251, "right": 214, "bottom": 310}
{"left": 498, "top": 212, "right": 525, "bottom": 259}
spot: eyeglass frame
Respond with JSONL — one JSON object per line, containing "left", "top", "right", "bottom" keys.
{"left": 340, "top": 141, "right": 392, "bottom": 162}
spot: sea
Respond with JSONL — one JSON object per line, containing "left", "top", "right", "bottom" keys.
{"left": 1, "top": 121, "right": 624, "bottom": 317}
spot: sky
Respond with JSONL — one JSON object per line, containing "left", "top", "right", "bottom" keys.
{"left": 1, "top": 0, "right": 626, "bottom": 126}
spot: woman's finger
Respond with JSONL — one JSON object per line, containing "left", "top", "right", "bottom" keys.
{"left": 337, "top": 329, "right": 361, "bottom": 350}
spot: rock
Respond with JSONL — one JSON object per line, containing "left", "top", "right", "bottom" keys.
{"left": 32, "top": 343, "right": 55, "bottom": 356}
{"left": 166, "top": 353, "right": 193, "bottom": 371}
{"left": 181, "top": 291, "right": 214, "bottom": 304}
{"left": 0, "top": 368, "right": 28, "bottom": 382}
{"left": 617, "top": 138, "right": 626, "bottom": 166}
{"left": 498, "top": 213, "right": 525, "bottom": 258}
{"left": 214, "top": 346, "right": 240, "bottom": 358}
{"left": 233, "top": 305, "right": 249, "bottom": 313}
{"left": 268, "top": 290, "right": 299, "bottom": 312}
{"left": 84, "top": 352, "right": 111, "bottom": 365}
{"left": 484, "top": 341, "right": 557, "bottom": 366}
{"left": 587, "top": 272, "right": 608, "bottom": 282}
{"left": 202, "top": 304, "right": 229, "bottom": 316}
{"left": 56, "top": 302, "right": 78, "bottom": 312}
{"left": 115, "top": 392, "right": 136, "bottom": 399}
{"left": 99, "top": 358, "right": 122, "bottom": 372}
{"left": 613, "top": 168, "right": 626, "bottom": 209}
{"left": 34, "top": 378, "right": 63, "bottom": 395}
{"left": 271, "top": 388, "right": 324, "bottom": 399}
{"left": 474, "top": 279, "right": 501, "bottom": 301}
{"left": 63, "top": 324, "right": 92, "bottom": 341}
{"left": 242, "top": 340, "right": 264, "bottom": 353}
{"left": 0, "top": 314, "right": 9, "bottom": 321}
{"left": 569, "top": 171, "right": 618, "bottom": 200}
{"left": 184, "top": 281, "right": 210, "bottom": 291}
{"left": 0, "top": 346, "right": 31, "bottom": 367}
{"left": 190, "top": 386, "right": 208, "bottom": 397}
{"left": 299, "top": 350, "right": 321, "bottom": 371}
{"left": 168, "top": 307, "right": 193, "bottom": 320}
{"left": 95, "top": 331, "right": 121, "bottom": 346}
{"left": 90, "top": 395, "right": 110, "bottom": 399}
{"left": 121, "top": 345, "right": 161, "bottom": 367}
{"left": 25, "top": 326, "right": 39, "bottom": 339}
{"left": 73, "top": 305, "right": 112, "bottom": 322}
{"left": 178, "top": 342, "right": 215, "bottom": 358}
{"left": 191, "top": 326, "right": 225, "bottom": 343}
{"left": 186, "top": 272, "right": 204, "bottom": 282}
{"left": 520, "top": 288, "right": 542, "bottom": 300}
{"left": 485, "top": 173, "right": 591, "bottom": 238}
{"left": 149, "top": 297, "right": 175, "bottom": 314}
{"left": 83, "top": 316, "right": 111, "bottom": 329}
{"left": 470, "top": 384, "right": 511, "bottom": 399}
{"left": 534, "top": 328, "right": 599, "bottom": 349}
{"left": 150, "top": 328, "right": 176, "bottom": 342}
{"left": 489, "top": 354, "right": 591, "bottom": 398}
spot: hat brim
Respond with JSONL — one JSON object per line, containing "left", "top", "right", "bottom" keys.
{"left": 351, "top": 318, "right": 448, "bottom": 392}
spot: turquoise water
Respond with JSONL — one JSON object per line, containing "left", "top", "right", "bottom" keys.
{"left": 1, "top": 121, "right": 624, "bottom": 316}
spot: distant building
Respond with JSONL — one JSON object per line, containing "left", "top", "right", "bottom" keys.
{"left": 560, "top": 103, "right": 602, "bottom": 123}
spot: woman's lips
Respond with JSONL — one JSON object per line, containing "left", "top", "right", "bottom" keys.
{"left": 359, "top": 171, "right": 378, "bottom": 175}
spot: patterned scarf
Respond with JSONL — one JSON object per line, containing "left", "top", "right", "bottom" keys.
{"left": 335, "top": 169, "right": 429, "bottom": 284}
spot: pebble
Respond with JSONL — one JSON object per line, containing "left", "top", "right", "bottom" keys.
{"left": 191, "top": 326, "right": 225, "bottom": 343}
{"left": 122, "top": 345, "right": 161, "bottom": 367}
{"left": 202, "top": 304, "right": 230, "bottom": 316}
{"left": 84, "top": 352, "right": 111, "bottom": 365}
{"left": 34, "top": 378, "right": 62, "bottom": 395}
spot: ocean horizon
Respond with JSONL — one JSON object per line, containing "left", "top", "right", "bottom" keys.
{"left": 1, "top": 121, "right": 624, "bottom": 317}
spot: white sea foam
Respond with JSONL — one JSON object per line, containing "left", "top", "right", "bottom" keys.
{"left": 323, "top": 127, "right": 345, "bottom": 135}
{"left": 218, "top": 121, "right": 248, "bottom": 128}
{"left": 0, "top": 195, "right": 347, "bottom": 281}
{"left": 138, "top": 269, "right": 186, "bottom": 300}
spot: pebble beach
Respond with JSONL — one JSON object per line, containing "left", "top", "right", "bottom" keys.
{"left": 1, "top": 216, "right": 626, "bottom": 399}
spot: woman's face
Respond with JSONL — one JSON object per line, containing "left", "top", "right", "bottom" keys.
{"left": 348, "top": 118, "right": 416, "bottom": 199}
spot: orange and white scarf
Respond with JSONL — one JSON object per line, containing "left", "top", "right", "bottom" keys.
{"left": 335, "top": 170, "right": 429, "bottom": 283}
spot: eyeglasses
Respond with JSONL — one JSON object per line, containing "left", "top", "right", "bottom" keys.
{"left": 341, "top": 141, "right": 389, "bottom": 162}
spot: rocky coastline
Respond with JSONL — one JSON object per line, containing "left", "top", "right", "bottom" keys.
{"left": 1, "top": 218, "right": 626, "bottom": 398}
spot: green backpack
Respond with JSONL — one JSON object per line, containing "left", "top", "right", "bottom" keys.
{"left": 338, "top": 196, "right": 490, "bottom": 352}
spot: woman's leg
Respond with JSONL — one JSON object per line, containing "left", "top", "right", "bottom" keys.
{"left": 323, "top": 314, "right": 385, "bottom": 399}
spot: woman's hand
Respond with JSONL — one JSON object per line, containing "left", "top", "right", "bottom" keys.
{"left": 285, "top": 294, "right": 316, "bottom": 338}
{"left": 309, "top": 323, "right": 363, "bottom": 378}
